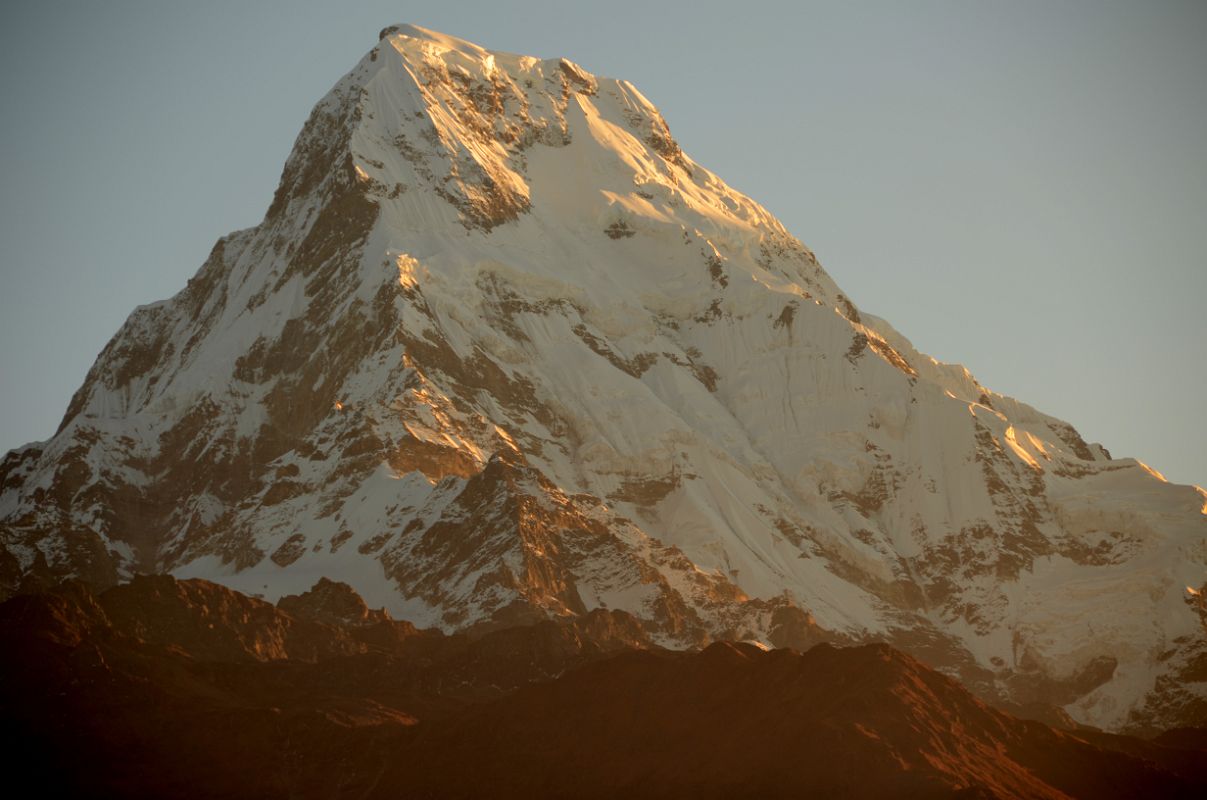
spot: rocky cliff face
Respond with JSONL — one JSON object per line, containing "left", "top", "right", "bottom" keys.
{"left": 1, "top": 24, "right": 1203, "bottom": 732}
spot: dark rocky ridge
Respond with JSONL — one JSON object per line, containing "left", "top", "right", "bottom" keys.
{"left": 2, "top": 575, "right": 1205, "bottom": 798}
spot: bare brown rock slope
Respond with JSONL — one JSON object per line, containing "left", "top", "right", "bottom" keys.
{"left": 2, "top": 576, "right": 1204, "bottom": 798}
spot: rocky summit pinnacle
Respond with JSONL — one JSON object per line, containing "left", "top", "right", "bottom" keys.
{"left": 1, "top": 25, "right": 1203, "bottom": 733}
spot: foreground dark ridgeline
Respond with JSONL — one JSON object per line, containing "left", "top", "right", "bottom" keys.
{"left": 2, "top": 576, "right": 1204, "bottom": 798}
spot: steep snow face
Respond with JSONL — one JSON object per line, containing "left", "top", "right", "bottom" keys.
{"left": 1, "top": 24, "right": 1204, "bottom": 732}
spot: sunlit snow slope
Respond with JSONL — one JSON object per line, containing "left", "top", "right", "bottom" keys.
{"left": 2, "top": 25, "right": 1204, "bottom": 732}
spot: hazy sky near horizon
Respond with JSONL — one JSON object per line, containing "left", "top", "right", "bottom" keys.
{"left": 1, "top": 1, "right": 1204, "bottom": 486}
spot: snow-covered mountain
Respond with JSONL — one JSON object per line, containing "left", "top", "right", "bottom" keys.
{"left": 1, "top": 24, "right": 1203, "bottom": 732}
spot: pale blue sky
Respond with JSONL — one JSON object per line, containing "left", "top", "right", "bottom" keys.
{"left": 1, "top": 1, "right": 1204, "bottom": 485}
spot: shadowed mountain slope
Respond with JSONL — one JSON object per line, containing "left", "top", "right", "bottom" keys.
{"left": 2, "top": 576, "right": 1204, "bottom": 798}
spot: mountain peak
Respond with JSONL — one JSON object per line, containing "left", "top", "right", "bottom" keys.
{"left": 2, "top": 25, "right": 1204, "bottom": 735}
{"left": 379, "top": 23, "right": 491, "bottom": 54}
{"left": 278, "top": 576, "right": 393, "bottom": 627}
